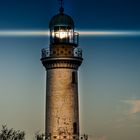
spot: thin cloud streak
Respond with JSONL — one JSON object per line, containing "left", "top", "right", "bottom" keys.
{"left": 0, "top": 30, "right": 140, "bottom": 37}
{"left": 123, "top": 100, "right": 140, "bottom": 114}
{"left": 129, "top": 100, "right": 140, "bottom": 114}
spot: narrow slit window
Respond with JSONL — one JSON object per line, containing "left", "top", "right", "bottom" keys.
{"left": 73, "top": 122, "right": 77, "bottom": 134}
{"left": 72, "top": 72, "right": 77, "bottom": 84}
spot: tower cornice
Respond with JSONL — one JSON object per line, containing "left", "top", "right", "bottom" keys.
{"left": 41, "top": 57, "right": 83, "bottom": 70}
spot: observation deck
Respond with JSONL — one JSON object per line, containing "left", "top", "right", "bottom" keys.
{"left": 41, "top": 47, "right": 83, "bottom": 70}
{"left": 41, "top": 47, "right": 82, "bottom": 59}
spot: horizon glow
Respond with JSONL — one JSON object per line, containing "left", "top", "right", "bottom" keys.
{"left": 0, "top": 30, "right": 140, "bottom": 37}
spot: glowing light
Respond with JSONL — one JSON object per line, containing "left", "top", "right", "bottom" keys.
{"left": 55, "top": 30, "right": 67, "bottom": 39}
{"left": 0, "top": 30, "right": 140, "bottom": 37}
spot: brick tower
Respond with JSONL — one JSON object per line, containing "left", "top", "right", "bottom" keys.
{"left": 41, "top": 1, "right": 86, "bottom": 140}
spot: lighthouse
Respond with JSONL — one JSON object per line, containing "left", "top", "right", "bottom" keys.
{"left": 41, "top": 1, "right": 85, "bottom": 140}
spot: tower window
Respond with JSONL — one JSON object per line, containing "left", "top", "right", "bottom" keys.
{"left": 73, "top": 122, "right": 77, "bottom": 134}
{"left": 72, "top": 72, "right": 77, "bottom": 84}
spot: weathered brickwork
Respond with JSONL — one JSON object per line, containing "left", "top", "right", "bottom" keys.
{"left": 46, "top": 69, "right": 79, "bottom": 136}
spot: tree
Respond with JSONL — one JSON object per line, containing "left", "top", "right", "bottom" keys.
{"left": 0, "top": 125, "right": 25, "bottom": 140}
{"left": 34, "top": 132, "right": 45, "bottom": 140}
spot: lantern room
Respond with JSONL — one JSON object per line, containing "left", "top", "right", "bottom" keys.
{"left": 49, "top": 7, "right": 79, "bottom": 46}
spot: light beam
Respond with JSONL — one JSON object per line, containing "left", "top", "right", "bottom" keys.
{"left": 0, "top": 30, "right": 140, "bottom": 37}
{"left": 79, "top": 31, "right": 140, "bottom": 36}
{"left": 0, "top": 30, "right": 49, "bottom": 37}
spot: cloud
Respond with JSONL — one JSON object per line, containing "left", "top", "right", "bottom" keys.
{"left": 129, "top": 100, "right": 140, "bottom": 114}
{"left": 123, "top": 100, "right": 140, "bottom": 114}
{"left": 108, "top": 100, "right": 140, "bottom": 129}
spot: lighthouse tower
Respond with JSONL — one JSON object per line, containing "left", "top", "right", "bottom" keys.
{"left": 41, "top": 1, "right": 85, "bottom": 140}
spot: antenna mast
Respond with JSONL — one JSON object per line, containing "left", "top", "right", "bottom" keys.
{"left": 58, "top": 0, "right": 64, "bottom": 13}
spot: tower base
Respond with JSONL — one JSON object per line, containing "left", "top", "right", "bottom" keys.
{"left": 45, "top": 134, "right": 88, "bottom": 140}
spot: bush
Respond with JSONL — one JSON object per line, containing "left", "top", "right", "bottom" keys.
{"left": 0, "top": 125, "right": 25, "bottom": 140}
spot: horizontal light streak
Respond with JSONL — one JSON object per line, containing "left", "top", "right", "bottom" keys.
{"left": 79, "top": 31, "right": 140, "bottom": 36}
{"left": 0, "top": 30, "right": 140, "bottom": 37}
{"left": 0, "top": 30, "right": 49, "bottom": 36}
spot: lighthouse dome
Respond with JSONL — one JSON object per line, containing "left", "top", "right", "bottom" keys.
{"left": 49, "top": 12, "right": 74, "bottom": 29}
{"left": 49, "top": 7, "right": 78, "bottom": 46}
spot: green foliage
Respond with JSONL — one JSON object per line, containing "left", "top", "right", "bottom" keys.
{"left": 0, "top": 125, "right": 25, "bottom": 140}
{"left": 34, "top": 132, "right": 45, "bottom": 140}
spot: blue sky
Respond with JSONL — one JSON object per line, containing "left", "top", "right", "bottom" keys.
{"left": 0, "top": 0, "right": 140, "bottom": 140}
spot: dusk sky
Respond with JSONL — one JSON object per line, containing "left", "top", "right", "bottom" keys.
{"left": 0, "top": 0, "right": 140, "bottom": 140}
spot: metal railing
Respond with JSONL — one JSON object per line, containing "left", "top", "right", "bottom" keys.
{"left": 74, "top": 48, "right": 82, "bottom": 57}
{"left": 42, "top": 48, "right": 50, "bottom": 58}
{"left": 41, "top": 48, "right": 82, "bottom": 58}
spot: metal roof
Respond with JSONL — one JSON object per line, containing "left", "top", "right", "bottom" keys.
{"left": 49, "top": 13, "right": 74, "bottom": 29}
